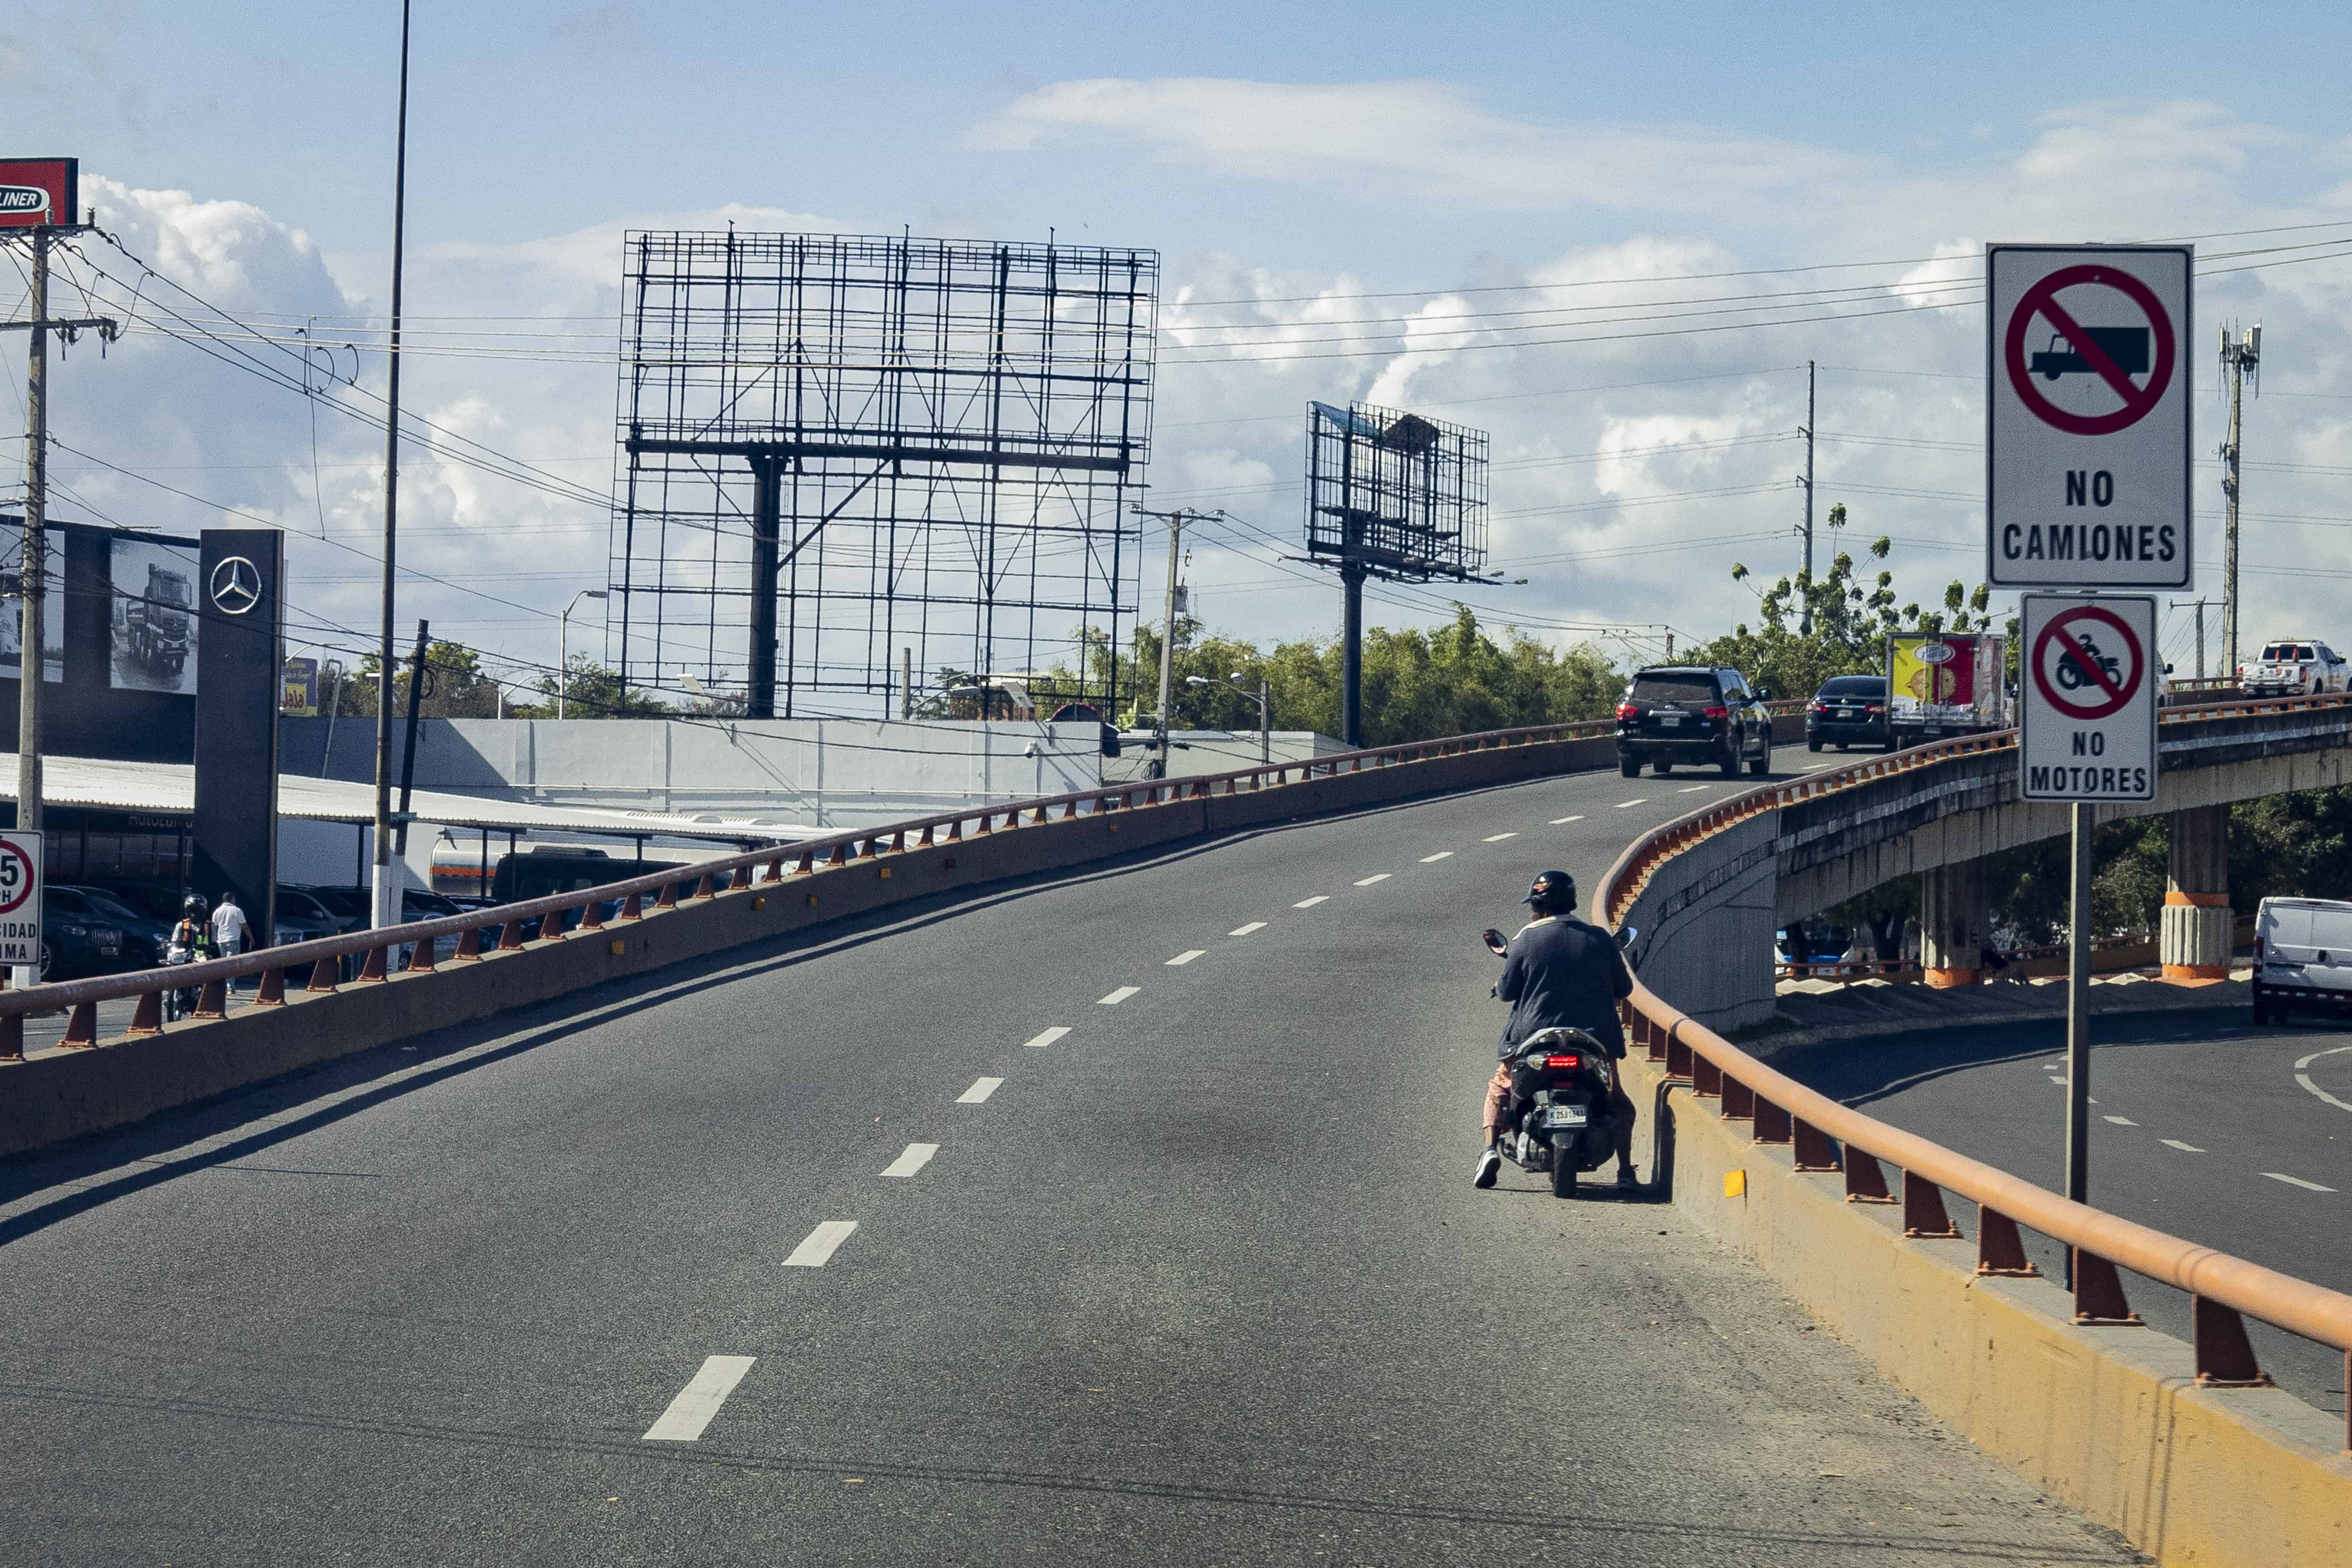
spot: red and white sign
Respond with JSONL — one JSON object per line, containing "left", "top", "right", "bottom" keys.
{"left": 2020, "top": 594, "right": 2158, "bottom": 802}
{"left": 1988, "top": 245, "right": 2191, "bottom": 591}
{"left": 0, "top": 830, "right": 41, "bottom": 968}
{"left": 0, "top": 158, "right": 77, "bottom": 230}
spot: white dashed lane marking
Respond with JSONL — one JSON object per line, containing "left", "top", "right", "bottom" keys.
{"left": 2262, "top": 1171, "right": 2337, "bottom": 1193}
{"left": 1419, "top": 852, "right": 1454, "bottom": 863}
{"left": 1482, "top": 833, "right": 1517, "bottom": 843}
{"left": 784, "top": 1221, "right": 859, "bottom": 1268}
{"left": 2160, "top": 1138, "right": 2206, "bottom": 1154}
{"left": 1166, "top": 949, "right": 1206, "bottom": 966}
{"left": 1097, "top": 986, "right": 1139, "bottom": 1005}
{"left": 1614, "top": 799, "right": 1648, "bottom": 809}
{"left": 881, "top": 1143, "right": 938, "bottom": 1179}
{"left": 1354, "top": 874, "right": 1391, "bottom": 886}
{"left": 1294, "top": 896, "right": 1329, "bottom": 909}
{"left": 643, "top": 1356, "right": 757, "bottom": 1442}
{"left": 2103, "top": 1115, "right": 2137, "bottom": 1126}
{"left": 1022, "top": 1026, "right": 1070, "bottom": 1049}
{"left": 1228, "top": 922, "right": 1266, "bottom": 936}
{"left": 1550, "top": 815, "right": 1583, "bottom": 825}
{"left": 958, "top": 1077, "right": 1004, "bottom": 1104}
{"left": 1677, "top": 786, "right": 1708, "bottom": 793}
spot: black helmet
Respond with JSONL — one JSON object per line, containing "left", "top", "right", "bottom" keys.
{"left": 182, "top": 893, "right": 209, "bottom": 918}
{"left": 1522, "top": 870, "right": 1576, "bottom": 917}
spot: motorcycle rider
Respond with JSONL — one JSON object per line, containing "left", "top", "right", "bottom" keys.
{"left": 165, "top": 894, "right": 217, "bottom": 1020}
{"left": 1475, "top": 869, "right": 1638, "bottom": 1190}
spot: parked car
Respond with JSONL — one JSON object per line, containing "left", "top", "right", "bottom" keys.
{"left": 275, "top": 885, "right": 353, "bottom": 945}
{"left": 1615, "top": 665, "right": 1774, "bottom": 779}
{"left": 57, "top": 885, "right": 170, "bottom": 966}
{"left": 287, "top": 883, "right": 371, "bottom": 935}
{"left": 1806, "top": 675, "right": 1893, "bottom": 752}
{"left": 2252, "top": 896, "right": 2352, "bottom": 1025}
{"left": 2240, "top": 639, "right": 2349, "bottom": 699}
{"left": 40, "top": 886, "right": 140, "bottom": 978}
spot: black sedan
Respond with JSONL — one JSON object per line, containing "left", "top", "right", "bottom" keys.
{"left": 1805, "top": 675, "right": 1893, "bottom": 752}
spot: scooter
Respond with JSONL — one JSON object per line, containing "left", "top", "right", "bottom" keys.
{"left": 1492, "top": 1026, "right": 1634, "bottom": 1197}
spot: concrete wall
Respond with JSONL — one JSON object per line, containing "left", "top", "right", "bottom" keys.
{"left": 1624, "top": 1045, "right": 2352, "bottom": 1567}
{"left": 1623, "top": 811, "right": 1782, "bottom": 1034}
{"left": 279, "top": 715, "right": 1107, "bottom": 832}
{"left": 1, "top": 731, "right": 1627, "bottom": 1159}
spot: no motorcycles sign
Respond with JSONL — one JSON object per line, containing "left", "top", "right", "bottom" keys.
{"left": 2020, "top": 594, "right": 2158, "bottom": 802}
{"left": 1988, "top": 246, "right": 2192, "bottom": 590}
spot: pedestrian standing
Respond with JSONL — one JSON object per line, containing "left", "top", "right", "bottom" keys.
{"left": 212, "top": 890, "right": 252, "bottom": 988}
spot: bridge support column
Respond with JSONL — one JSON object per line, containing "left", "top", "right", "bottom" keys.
{"left": 1920, "top": 860, "right": 1990, "bottom": 987}
{"left": 2162, "top": 804, "right": 2233, "bottom": 982}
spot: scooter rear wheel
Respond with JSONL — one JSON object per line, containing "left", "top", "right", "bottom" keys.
{"left": 1550, "top": 1138, "right": 1579, "bottom": 1199}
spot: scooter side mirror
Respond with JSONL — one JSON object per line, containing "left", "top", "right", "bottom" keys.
{"left": 1615, "top": 924, "right": 1638, "bottom": 950}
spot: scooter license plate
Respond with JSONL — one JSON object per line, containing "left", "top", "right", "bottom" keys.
{"left": 1543, "top": 1105, "right": 1589, "bottom": 1128}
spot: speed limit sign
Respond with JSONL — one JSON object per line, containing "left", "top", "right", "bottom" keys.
{"left": 0, "top": 830, "right": 40, "bottom": 966}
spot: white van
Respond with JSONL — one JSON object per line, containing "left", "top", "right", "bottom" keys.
{"left": 2251, "top": 897, "right": 2352, "bottom": 1024}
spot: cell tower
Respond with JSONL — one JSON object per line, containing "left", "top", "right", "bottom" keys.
{"left": 1303, "top": 400, "right": 1491, "bottom": 744}
{"left": 612, "top": 231, "right": 1159, "bottom": 718}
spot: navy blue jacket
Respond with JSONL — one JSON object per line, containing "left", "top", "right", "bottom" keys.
{"left": 1497, "top": 914, "right": 1632, "bottom": 1059}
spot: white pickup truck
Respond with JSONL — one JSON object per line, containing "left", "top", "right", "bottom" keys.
{"left": 2240, "top": 638, "right": 2350, "bottom": 698}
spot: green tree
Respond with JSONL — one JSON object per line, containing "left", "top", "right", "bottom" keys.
{"left": 333, "top": 640, "right": 507, "bottom": 719}
{"left": 515, "top": 656, "right": 672, "bottom": 719}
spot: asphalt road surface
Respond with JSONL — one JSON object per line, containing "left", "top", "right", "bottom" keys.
{"left": 1773, "top": 1005, "right": 2352, "bottom": 1417}
{"left": 0, "top": 748, "right": 2139, "bottom": 1566}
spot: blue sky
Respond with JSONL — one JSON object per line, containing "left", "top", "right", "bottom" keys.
{"left": 8, "top": 1, "right": 2352, "bottom": 699}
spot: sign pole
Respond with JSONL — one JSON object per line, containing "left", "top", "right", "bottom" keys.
{"left": 2065, "top": 800, "right": 2093, "bottom": 1206}
{"left": 13, "top": 223, "right": 46, "bottom": 993}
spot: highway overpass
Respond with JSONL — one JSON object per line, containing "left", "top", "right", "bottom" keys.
{"left": 1, "top": 714, "right": 2346, "bottom": 1564}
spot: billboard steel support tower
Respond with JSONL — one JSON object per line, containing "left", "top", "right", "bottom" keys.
{"left": 613, "top": 232, "right": 1158, "bottom": 720}
{"left": 1303, "top": 401, "right": 1490, "bottom": 747}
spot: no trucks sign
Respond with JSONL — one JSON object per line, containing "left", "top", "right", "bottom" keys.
{"left": 1987, "top": 245, "right": 2192, "bottom": 590}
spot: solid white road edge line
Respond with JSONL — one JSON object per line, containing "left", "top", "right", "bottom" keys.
{"left": 958, "top": 1076, "right": 1004, "bottom": 1104}
{"left": 1550, "top": 815, "right": 1584, "bottom": 824}
{"left": 1098, "top": 986, "right": 1140, "bottom": 1005}
{"left": 1614, "top": 799, "right": 1648, "bottom": 808}
{"left": 1354, "top": 874, "right": 1391, "bottom": 886}
{"left": 1167, "top": 949, "right": 1206, "bottom": 966}
{"left": 2159, "top": 1138, "right": 2206, "bottom": 1153}
{"left": 1293, "top": 895, "right": 1329, "bottom": 908}
{"left": 2261, "top": 1171, "right": 2337, "bottom": 1193}
{"left": 642, "top": 1355, "right": 758, "bottom": 1442}
{"left": 1023, "top": 1026, "right": 1072, "bottom": 1049}
{"left": 784, "top": 1221, "right": 859, "bottom": 1268}
{"left": 1228, "top": 922, "right": 1267, "bottom": 936}
{"left": 881, "top": 1143, "right": 939, "bottom": 1179}
{"left": 1419, "top": 852, "right": 1454, "bottom": 863}
{"left": 1482, "top": 832, "right": 1517, "bottom": 842}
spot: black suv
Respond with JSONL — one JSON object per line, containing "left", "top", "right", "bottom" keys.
{"left": 1615, "top": 666, "right": 1774, "bottom": 779}
{"left": 1805, "top": 674, "right": 1892, "bottom": 752}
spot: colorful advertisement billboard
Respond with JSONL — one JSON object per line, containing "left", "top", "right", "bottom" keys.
{"left": 0, "top": 158, "right": 78, "bottom": 229}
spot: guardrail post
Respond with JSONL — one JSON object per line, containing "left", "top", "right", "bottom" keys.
{"left": 1844, "top": 1150, "right": 1896, "bottom": 1203}
{"left": 654, "top": 881, "right": 680, "bottom": 910}
{"left": 691, "top": 873, "right": 717, "bottom": 900}
{"left": 914, "top": 826, "right": 933, "bottom": 850}
{"left": 1752, "top": 1094, "right": 1791, "bottom": 1144}
{"left": 620, "top": 894, "right": 643, "bottom": 922}
{"left": 1721, "top": 1076, "right": 1755, "bottom": 1121}
{"left": 454, "top": 926, "right": 482, "bottom": 961}
{"left": 795, "top": 848, "right": 817, "bottom": 873}
{"left": 126, "top": 988, "right": 164, "bottom": 1036}
{"left": 824, "top": 843, "right": 850, "bottom": 868}
{"left": 2192, "top": 1297, "right": 2275, "bottom": 1387}
{"left": 2070, "top": 1249, "right": 2142, "bottom": 1325}
{"left": 1665, "top": 1029, "right": 1692, "bottom": 1078}
{"left": 59, "top": 1001, "right": 97, "bottom": 1049}
{"left": 498, "top": 920, "right": 525, "bottom": 951}
{"left": 1902, "top": 1170, "right": 1960, "bottom": 1238}
{"left": 355, "top": 946, "right": 388, "bottom": 984}
{"left": 194, "top": 978, "right": 227, "bottom": 1017}
{"left": 1974, "top": 1208, "right": 2040, "bottom": 1277}
{"left": 0, "top": 1011, "right": 19, "bottom": 1061}
{"left": 1691, "top": 1054, "right": 1722, "bottom": 1098}
{"left": 580, "top": 901, "right": 605, "bottom": 932}
{"left": 1791, "top": 1117, "right": 1839, "bottom": 1172}
{"left": 256, "top": 966, "right": 286, "bottom": 1004}
{"left": 307, "top": 956, "right": 339, "bottom": 993}
{"left": 406, "top": 937, "right": 436, "bottom": 973}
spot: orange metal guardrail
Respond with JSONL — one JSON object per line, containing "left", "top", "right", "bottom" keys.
{"left": 0, "top": 712, "right": 1661, "bottom": 1059}
{"left": 1597, "top": 691, "right": 2352, "bottom": 1450}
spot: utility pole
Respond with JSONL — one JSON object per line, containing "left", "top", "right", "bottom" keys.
{"left": 393, "top": 619, "right": 428, "bottom": 856}
{"left": 371, "top": 0, "right": 414, "bottom": 932}
{"left": 2, "top": 202, "right": 115, "bottom": 988}
{"left": 899, "top": 646, "right": 913, "bottom": 720}
{"left": 1134, "top": 505, "right": 1215, "bottom": 779}
{"left": 2169, "top": 597, "right": 2214, "bottom": 682}
{"left": 2217, "top": 324, "right": 2261, "bottom": 686}
{"left": 1797, "top": 359, "right": 1816, "bottom": 634}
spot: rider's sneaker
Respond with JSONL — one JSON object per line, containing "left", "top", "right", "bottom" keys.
{"left": 1473, "top": 1148, "right": 1502, "bottom": 1189}
{"left": 1616, "top": 1166, "right": 1640, "bottom": 1189}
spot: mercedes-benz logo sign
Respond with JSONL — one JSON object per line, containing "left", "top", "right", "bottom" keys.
{"left": 209, "top": 556, "right": 263, "bottom": 615}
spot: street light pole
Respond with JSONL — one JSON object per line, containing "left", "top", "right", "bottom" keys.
{"left": 370, "top": 0, "right": 413, "bottom": 933}
{"left": 558, "top": 589, "right": 607, "bottom": 719}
